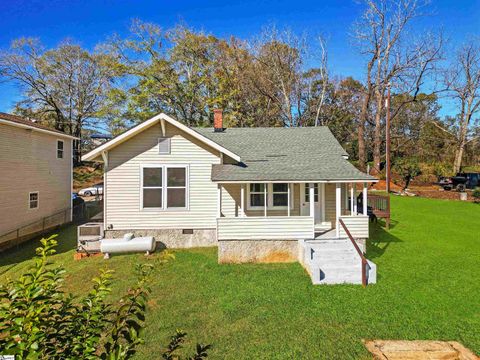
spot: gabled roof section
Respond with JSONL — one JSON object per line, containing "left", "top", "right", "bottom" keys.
{"left": 81, "top": 113, "right": 242, "bottom": 162}
{"left": 194, "top": 127, "right": 377, "bottom": 182}
{"left": 0, "top": 112, "right": 77, "bottom": 139}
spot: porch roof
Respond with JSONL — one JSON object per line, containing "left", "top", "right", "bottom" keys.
{"left": 194, "top": 127, "right": 377, "bottom": 182}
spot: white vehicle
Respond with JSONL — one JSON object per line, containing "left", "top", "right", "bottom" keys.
{"left": 78, "top": 184, "right": 103, "bottom": 197}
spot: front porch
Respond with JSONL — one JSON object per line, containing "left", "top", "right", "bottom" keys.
{"left": 216, "top": 181, "right": 371, "bottom": 241}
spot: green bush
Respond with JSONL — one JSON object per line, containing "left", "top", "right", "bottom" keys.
{"left": 0, "top": 235, "right": 211, "bottom": 360}
{"left": 473, "top": 188, "right": 480, "bottom": 202}
{"left": 394, "top": 158, "right": 422, "bottom": 191}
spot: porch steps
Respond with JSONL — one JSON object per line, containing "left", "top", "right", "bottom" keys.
{"left": 302, "top": 239, "right": 377, "bottom": 285}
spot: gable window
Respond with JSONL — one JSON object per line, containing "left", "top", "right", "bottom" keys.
{"left": 57, "top": 140, "right": 64, "bottom": 159}
{"left": 247, "top": 183, "right": 293, "bottom": 210}
{"left": 158, "top": 137, "right": 171, "bottom": 154}
{"left": 29, "top": 192, "right": 39, "bottom": 209}
{"left": 141, "top": 165, "right": 188, "bottom": 210}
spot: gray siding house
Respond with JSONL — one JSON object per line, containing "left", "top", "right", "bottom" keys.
{"left": 83, "top": 111, "right": 378, "bottom": 285}
{"left": 0, "top": 113, "right": 75, "bottom": 249}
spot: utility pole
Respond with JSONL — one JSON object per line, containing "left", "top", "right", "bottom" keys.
{"left": 385, "top": 83, "right": 391, "bottom": 193}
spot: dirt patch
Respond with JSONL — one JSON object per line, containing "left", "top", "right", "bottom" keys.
{"left": 259, "top": 251, "right": 296, "bottom": 263}
{"left": 364, "top": 340, "right": 479, "bottom": 360}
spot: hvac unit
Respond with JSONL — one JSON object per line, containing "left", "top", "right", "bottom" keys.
{"left": 77, "top": 222, "right": 104, "bottom": 253}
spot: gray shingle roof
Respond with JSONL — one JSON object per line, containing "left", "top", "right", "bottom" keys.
{"left": 194, "top": 127, "right": 376, "bottom": 182}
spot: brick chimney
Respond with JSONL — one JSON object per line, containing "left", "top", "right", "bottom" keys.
{"left": 213, "top": 109, "right": 224, "bottom": 132}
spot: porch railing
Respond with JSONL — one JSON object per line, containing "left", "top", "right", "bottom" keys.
{"left": 339, "top": 218, "right": 369, "bottom": 287}
{"left": 367, "top": 194, "right": 391, "bottom": 228}
{"left": 217, "top": 216, "right": 314, "bottom": 241}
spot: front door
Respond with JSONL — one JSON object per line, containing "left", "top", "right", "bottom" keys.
{"left": 301, "top": 183, "right": 322, "bottom": 223}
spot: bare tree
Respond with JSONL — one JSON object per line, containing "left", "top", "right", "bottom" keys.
{"left": 0, "top": 38, "right": 115, "bottom": 163}
{"left": 313, "top": 35, "right": 329, "bottom": 127}
{"left": 250, "top": 26, "right": 306, "bottom": 127}
{"left": 353, "top": 0, "right": 442, "bottom": 173}
{"left": 442, "top": 40, "right": 480, "bottom": 173}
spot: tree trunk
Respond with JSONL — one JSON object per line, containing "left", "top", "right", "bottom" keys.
{"left": 372, "top": 92, "right": 384, "bottom": 175}
{"left": 453, "top": 139, "right": 466, "bottom": 174}
{"left": 358, "top": 91, "right": 371, "bottom": 172}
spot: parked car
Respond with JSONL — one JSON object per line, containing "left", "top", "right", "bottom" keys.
{"left": 78, "top": 184, "right": 103, "bottom": 197}
{"left": 439, "top": 173, "right": 480, "bottom": 191}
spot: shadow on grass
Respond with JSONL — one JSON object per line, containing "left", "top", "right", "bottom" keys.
{"left": 367, "top": 221, "right": 402, "bottom": 260}
{"left": 0, "top": 224, "right": 77, "bottom": 275}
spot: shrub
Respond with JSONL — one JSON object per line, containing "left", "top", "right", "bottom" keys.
{"left": 394, "top": 158, "right": 422, "bottom": 191}
{"left": 473, "top": 188, "right": 480, "bottom": 203}
{"left": 0, "top": 235, "right": 210, "bottom": 360}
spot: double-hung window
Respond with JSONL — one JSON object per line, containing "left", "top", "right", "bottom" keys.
{"left": 141, "top": 165, "right": 188, "bottom": 210}
{"left": 57, "top": 140, "right": 64, "bottom": 159}
{"left": 247, "top": 183, "right": 293, "bottom": 210}
{"left": 249, "top": 183, "right": 265, "bottom": 208}
{"left": 29, "top": 192, "right": 39, "bottom": 209}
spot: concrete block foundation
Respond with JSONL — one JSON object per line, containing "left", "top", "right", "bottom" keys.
{"left": 218, "top": 239, "right": 299, "bottom": 263}
{"left": 104, "top": 228, "right": 216, "bottom": 249}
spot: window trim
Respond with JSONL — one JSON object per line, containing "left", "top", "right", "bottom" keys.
{"left": 57, "top": 139, "right": 64, "bottom": 159}
{"left": 140, "top": 164, "right": 189, "bottom": 212}
{"left": 246, "top": 183, "right": 294, "bottom": 210}
{"left": 28, "top": 191, "right": 39, "bottom": 210}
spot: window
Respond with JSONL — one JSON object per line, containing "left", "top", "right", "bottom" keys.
{"left": 141, "top": 165, "right": 188, "bottom": 210}
{"left": 305, "top": 183, "right": 319, "bottom": 202}
{"left": 142, "top": 168, "right": 163, "bottom": 208}
{"left": 272, "top": 183, "right": 289, "bottom": 206}
{"left": 249, "top": 183, "right": 265, "bottom": 207}
{"left": 166, "top": 167, "right": 186, "bottom": 208}
{"left": 57, "top": 140, "right": 64, "bottom": 159}
{"left": 29, "top": 192, "right": 39, "bottom": 209}
{"left": 158, "top": 138, "right": 171, "bottom": 154}
{"left": 247, "top": 183, "right": 293, "bottom": 209}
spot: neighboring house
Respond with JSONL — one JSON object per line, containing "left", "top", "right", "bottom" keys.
{"left": 0, "top": 113, "right": 76, "bottom": 249}
{"left": 82, "top": 111, "right": 378, "bottom": 284}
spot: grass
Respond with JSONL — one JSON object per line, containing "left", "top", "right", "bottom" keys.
{"left": 1, "top": 196, "right": 479, "bottom": 359}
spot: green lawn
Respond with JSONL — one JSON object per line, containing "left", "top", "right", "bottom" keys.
{"left": 1, "top": 196, "right": 479, "bottom": 359}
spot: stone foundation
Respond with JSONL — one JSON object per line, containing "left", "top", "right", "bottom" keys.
{"left": 104, "top": 228, "right": 216, "bottom": 249}
{"left": 218, "top": 239, "right": 299, "bottom": 263}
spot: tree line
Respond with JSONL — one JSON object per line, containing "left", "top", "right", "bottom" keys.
{"left": 0, "top": 0, "right": 479, "bottom": 176}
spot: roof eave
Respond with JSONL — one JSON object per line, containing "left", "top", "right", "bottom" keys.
{"left": 0, "top": 118, "right": 78, "bottom": 140}
{"left": 81, "top": 113, "right": 242, "bottom": 163}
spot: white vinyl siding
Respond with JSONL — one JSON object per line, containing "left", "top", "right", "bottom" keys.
{"left": 339, "top": 215, "right": 369, "bottom": 238}
{"left": 105, "top": 122, "right": 221, "bottom": 230}
{"left": 29, "top": 192, "right": 39, "bottom": 209}
{"left": 217, "top": 216, "right": 314, "bottom": 240}
{"left": 0, "top": 124, "right": 72, "bottom": 236}
{"left": 158, "top": 137, "right": 171, "bottom": 154}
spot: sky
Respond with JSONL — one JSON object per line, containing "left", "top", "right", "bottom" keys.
{"left": 1, "top": 0, "right": 479, "bottom": 117}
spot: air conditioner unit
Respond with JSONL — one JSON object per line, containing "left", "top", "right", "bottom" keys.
{"left": 77, "top": 222, "right": 104, "bottom": 253}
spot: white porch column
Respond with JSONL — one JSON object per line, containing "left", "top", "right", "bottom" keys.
{"left": 353, "top": 183, "right": 357, "bottom": 214}
{"left": 344, "top": 183, "right": 349, "bottom": 214}
{"left": 363, "top": 182, "right": 368, "bottom": 215}
{"left": 240, "top": 184, "right": 245, "bottom": 217}
{"left": 350, "top": 183, "right": 355, "bottom": 215}
{"left": 217, "top": 184, "right": 222, "bottom": 218}
{"left": 335, "top": 183, "right": 341, "bottom": 238}
{"left": 287, "top": 184, "right": 291, "bottom": 217}
{"left": 264, "top": 183, "right": 267, "bottom": 217}
{"left": 309, "top": 183, "right": 315, "bottom": 219}
{"left": 321, "top": 183, "right": 326, "bottom": 222}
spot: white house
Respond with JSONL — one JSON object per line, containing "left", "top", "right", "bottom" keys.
{"left": 0, "top": 113, "right": 76, "bottom": 250}
{"left": 83, "top": 111, "right": 378, "bottom": 285}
